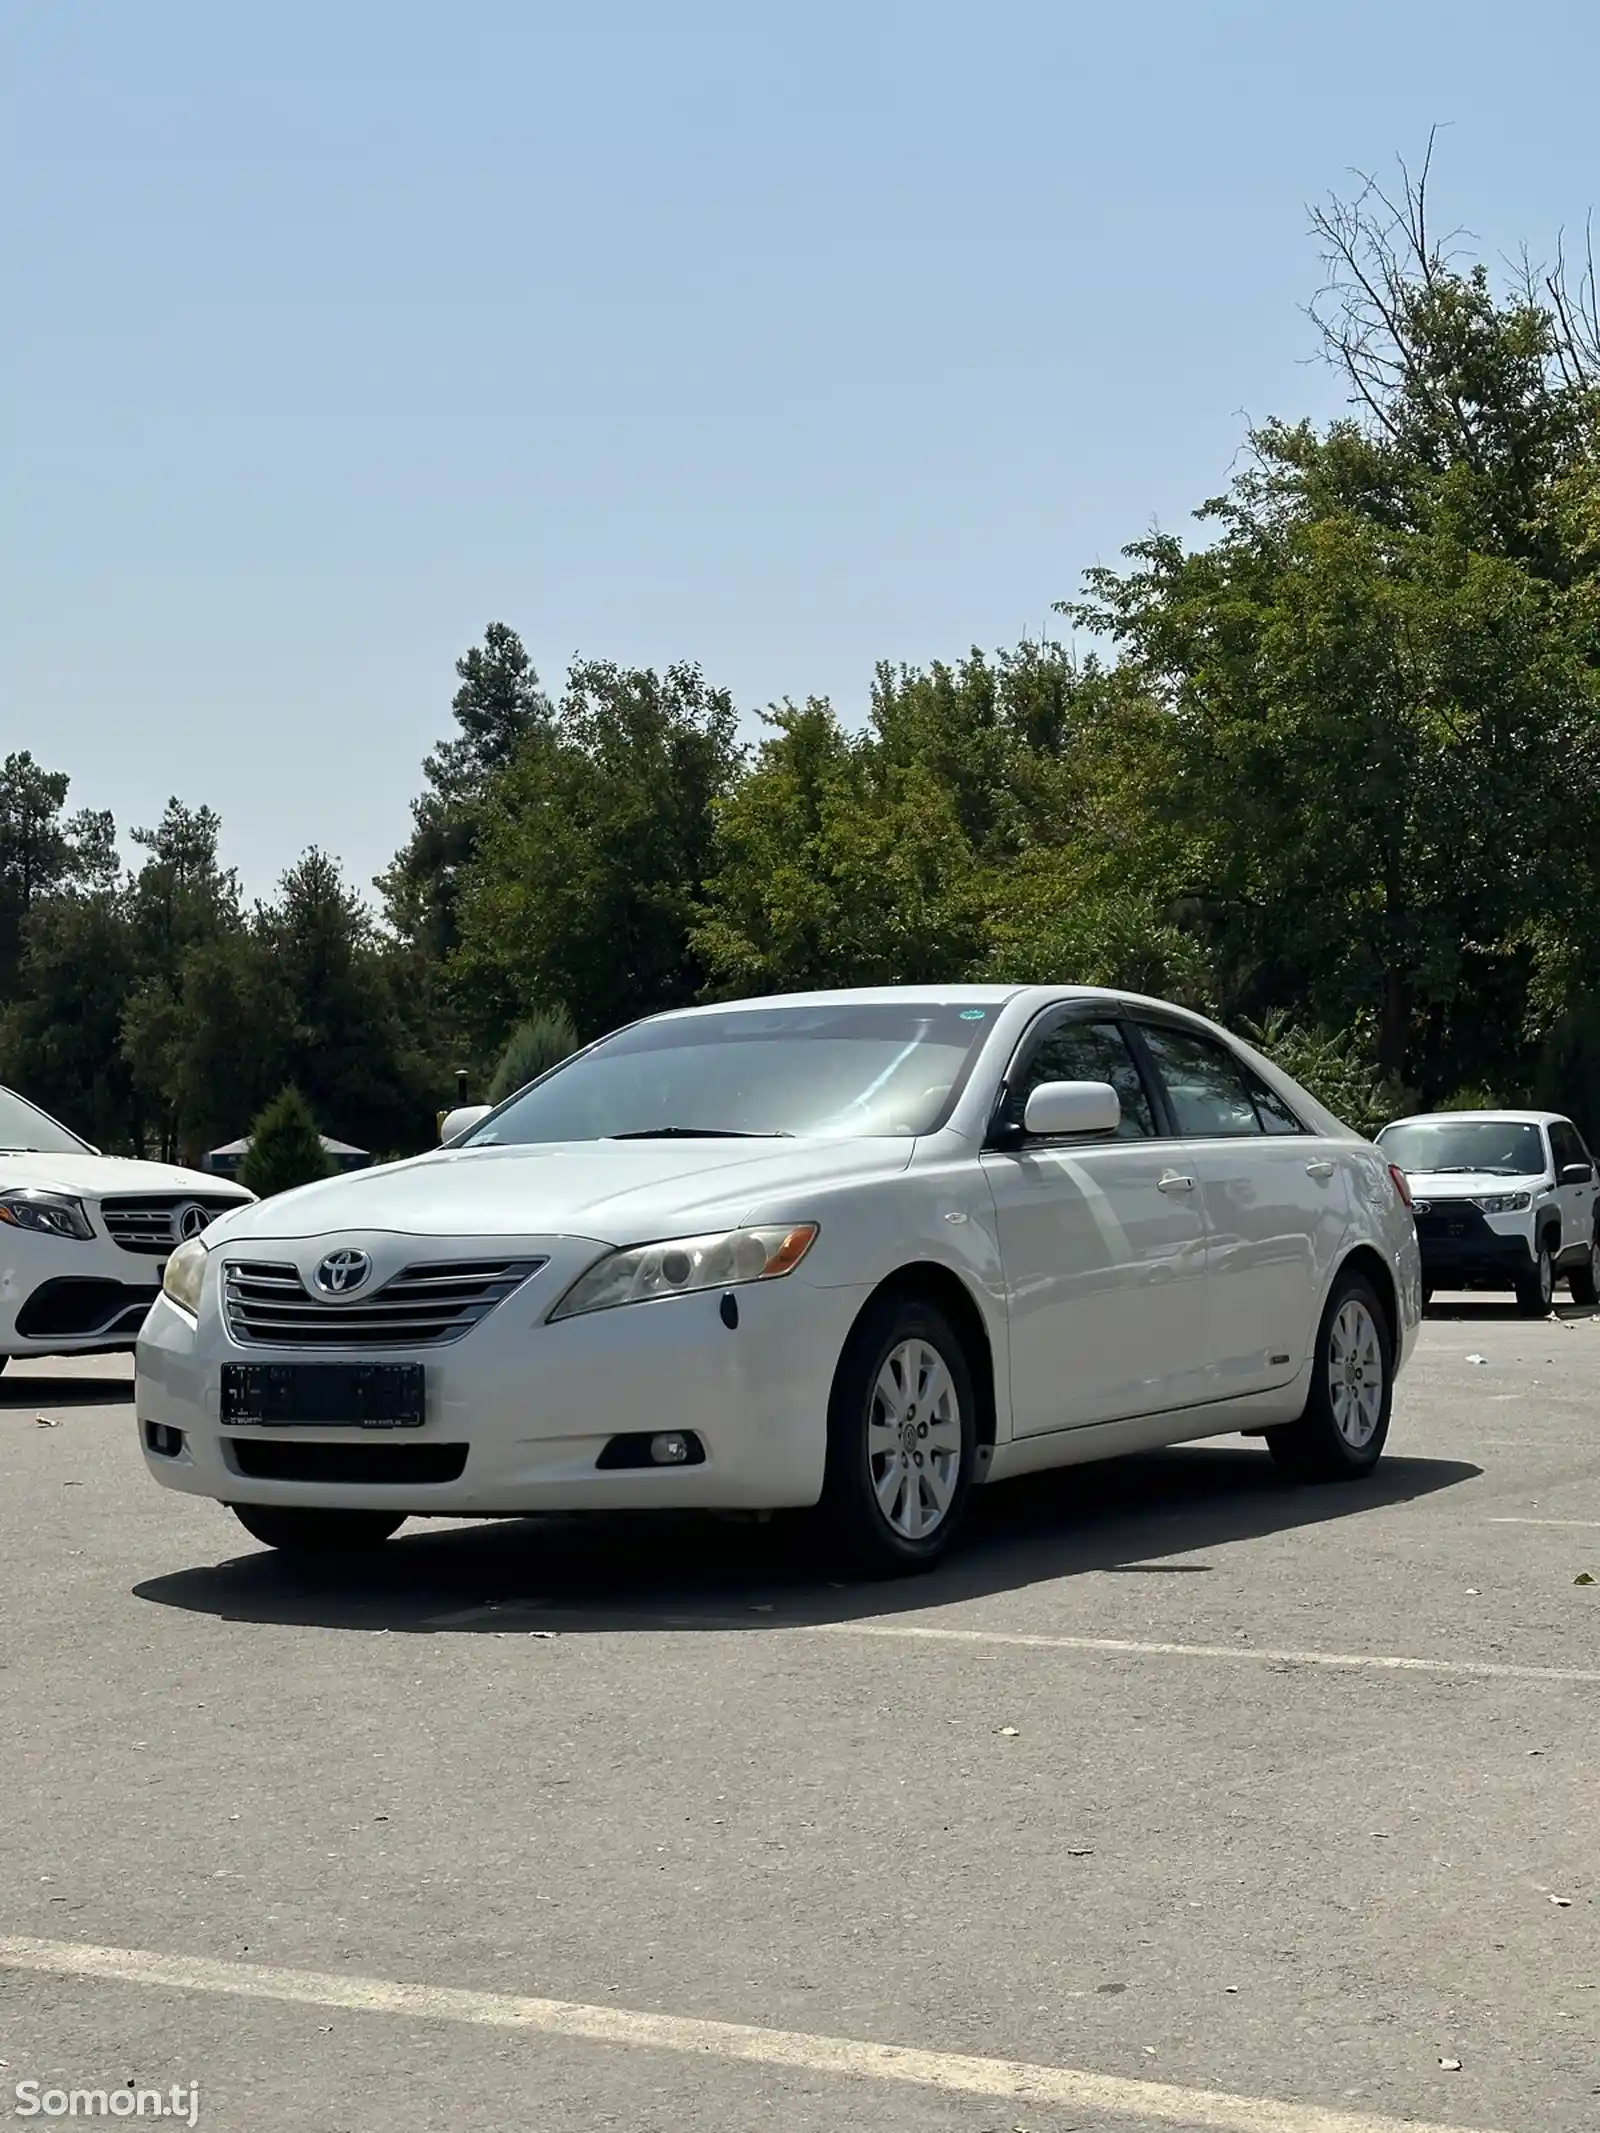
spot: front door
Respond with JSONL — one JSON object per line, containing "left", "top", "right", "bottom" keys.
{"left": 980, "top": 1013, "right": 1210, "bottom": 1433}
{"left": 1550, "top": 1120, "right": 1598, "bottom": 1259}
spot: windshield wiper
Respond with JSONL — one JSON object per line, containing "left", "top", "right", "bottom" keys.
{"left": 606, "top": 1126, "right": 794, "bottom": 1140}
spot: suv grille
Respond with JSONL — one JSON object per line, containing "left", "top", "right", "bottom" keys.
{"left": 101, "top": 1195, "right": 244, "bottom": 1256}
{"left": 222, "top": 1258, "right": 546, "bottom": 1349}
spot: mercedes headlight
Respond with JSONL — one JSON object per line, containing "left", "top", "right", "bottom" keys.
{"left": 1472, "top": 1191, "right": 1531, "bottom": 1214}
{"left": 549, "top": 1223, "right": 819, "bottom": 1321}
{"left": 162, "top": 1237, "right": 209, "bottom": 1317}
{"left": 0, "top": 1189, "right": 94, "bottom": 1241}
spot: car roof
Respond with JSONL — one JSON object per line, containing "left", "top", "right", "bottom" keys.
{"left": 641, "top": 983, "right": 1204, "bottom": 1019}
{"left": 1381, "top": 1110, "right": 1566, "bottom": 1127}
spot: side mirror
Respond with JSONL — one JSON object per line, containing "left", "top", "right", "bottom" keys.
{"left": 439, "top": 1104, "right": 492, "bottom": 1145}
{"left": 1561, "top": 1162, "right": 1594, "bottom": 1185}
{"left": 1022, "top": 1079, "right": 1122, "bottom": 1139}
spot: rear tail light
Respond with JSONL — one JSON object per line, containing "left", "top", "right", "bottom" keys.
{"left": 1388, "top": 1163, "right": 1413, "bottom": 1209}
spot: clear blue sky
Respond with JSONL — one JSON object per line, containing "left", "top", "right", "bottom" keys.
{"left": 6, "top": 0, "right": 1599, "bottom": 902}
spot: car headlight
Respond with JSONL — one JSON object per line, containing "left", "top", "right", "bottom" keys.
{"left": 1472, "top": 1191, "right": 1532, "bottom": 1214}
{"left": 0, "top": 1189, "right": 94, "bottom": 1241}
{"left": 549, "top": 1223, "right": 819, "bottom": 1321}
{"left": 162, "top": 1237, "right": 209, "bottom": 1317}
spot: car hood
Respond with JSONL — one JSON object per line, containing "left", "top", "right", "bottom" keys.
{"left": 210, "top": 1138, "right": 918, "bottom": 1245}
{"left": 0, "top": 1152, "right": 252, "bottom": 1202}
{"left": 1401, "top": 1169, "right": 1544, "bottom": 1199}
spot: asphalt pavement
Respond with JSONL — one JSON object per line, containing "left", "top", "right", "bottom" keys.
{"left": 2, "top": 1297, "right": 1597, "bottom": 2133}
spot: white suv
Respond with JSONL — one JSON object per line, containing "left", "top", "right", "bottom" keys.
{"left": 0, "top": 1084, "right": 253, "bottom": 1368}
{"left": 1375, "top": 1109, "right": 1600, "bottom": 1315}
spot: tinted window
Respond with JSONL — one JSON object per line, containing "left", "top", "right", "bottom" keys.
{"left": 1138, "top": 1026, "right": 1263, "bottom": 1138}
{"left": 1551, "top": 1122, "right": 1590, "bottom": 1174}
{"left": 1375, "top": 1119, "right": 1546, "bottom": 1178}
{"left": 997, "top": 1019, "right": 1155, "bottom": 1138}
{"left": 466, "top": 1001, "right": 1000, "bottom": 1144}
{"left": 1240, "top": 1065, "right": 1304, "bottom": 1135}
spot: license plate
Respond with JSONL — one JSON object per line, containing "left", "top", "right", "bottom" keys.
{"left": 221, "top": 1362, "right": 426, "bottom": 1430}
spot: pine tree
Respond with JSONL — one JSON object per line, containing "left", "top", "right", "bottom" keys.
{"left": 239, "top": 1087, "right": 332, "bottom": 1198}
{"left": 487, "top": 1007, "right": 579, "bottom": 1104}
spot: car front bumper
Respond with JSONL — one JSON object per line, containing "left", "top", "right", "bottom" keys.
{"left": 136, "top": 1249, "right": 872, "bottom": 1517}
{"left": 0, "top": 1235, "right": 166, "bottom": 1357}
{"left": 1412, "top": 1203, "right": 1538, "bottom": 1289}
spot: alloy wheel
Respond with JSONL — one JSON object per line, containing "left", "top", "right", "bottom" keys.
{"left": 1326, "top": 1298, "right": 1385, "bottom": 1449}
{"left": 867, "top": 1338, "right": 963, "bottom": 1540}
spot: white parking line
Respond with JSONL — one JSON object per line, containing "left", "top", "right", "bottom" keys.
{"left": 803, "top": 1622, "right": 1600, "bottom": 1684}
{"left": 1486, "top": 1516, "right": 1600, "bottom": 1529}
{"left": 0, "top": 1936, "right": 1501, "bottom": 2133}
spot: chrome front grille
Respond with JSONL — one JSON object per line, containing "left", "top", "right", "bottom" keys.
{"left": 101, "top": 1195, "right": 245, "bottom": 1256}
{"left": 222, "top": 1258, "right": 546, "bottom": 1349}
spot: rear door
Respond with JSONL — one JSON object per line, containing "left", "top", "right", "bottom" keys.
{"left": 1129, "top": 1019, "right": 1350, "bottom": 1399}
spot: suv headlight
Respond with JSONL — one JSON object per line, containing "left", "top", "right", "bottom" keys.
{"left": 1472, "top": 1191, "right": 1532, "bottom": 1214}
{"left": 162, "top": 1237, "right": 209, "bottom": 1317}
{"left": 0, "top": 1189, "right": 94, "bottom": 1241}
{"left": 549, "top": 1223, "right": 819, "bottom": 1321}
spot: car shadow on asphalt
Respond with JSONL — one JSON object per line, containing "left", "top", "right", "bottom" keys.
{"left": 133, "top": 1446, "right": 1480, "bottom": 1636}
{"left": 0, "top": 1372, "right": 133, "bottom": 1407}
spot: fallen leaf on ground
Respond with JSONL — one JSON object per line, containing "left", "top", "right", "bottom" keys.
{"left": 1550, "top": 1895, "right": 1573, "bottom": 1907}
{"left": 1439, "top": 2057, "right": 1462, "bottom": 2071}
{"left": 1464, "top": 1354, "right": 1488, "bottom": 1366}
{"left": 35, "top": 1416, "right": 59, "bottom": 1427}
{"left": 1576, "top": 1573, "right": 1596, "bottom": 1586}
{"left": 1065, "top": 1847, "right": 1094, "bottom": 1857}
{"left": 998, "top": 1725, "right": 1020, "bottom": 1737}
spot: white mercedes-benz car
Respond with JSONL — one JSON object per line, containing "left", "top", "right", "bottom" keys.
{"left": 138, "top": 986, "right": 1422, "bottom": 1574}
{"left": 0, "top": 1085, "right": 252, "bottom": 1368}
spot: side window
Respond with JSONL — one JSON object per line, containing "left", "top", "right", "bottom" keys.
{"left": 1138, "top": 1025, "right": 1264, "bottom": 1139}
{"left": 997, "top": 1019, "right": 1156, "bottom": 1139}
{"left": 1552, "top": 1122, "right": 1589, "bottom": 1175}
{"left": 1239, "top": 1064, "right": 1304, "bottom": 1136}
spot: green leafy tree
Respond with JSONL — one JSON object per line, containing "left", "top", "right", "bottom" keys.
{"left": 487, "top": 1007, "right": 580, "bottom": 1104}
{"left": 0, "top": 753, "right": 120, "bottom": 999}
{"left": 381, "top": 624, "right": 552, "bottom": 961}
{"left": 1069, "top": 167, "right": 1600, "bottom": 1088}
{"left": 0, "top": 890, "right": 141, "bottom": 1150}
{"left": 239, "top": 1086, "right": 333, "bottom": 1197}
{"left": 694, "top": 699, "right": 985, "bottom": 996}
{"left": 453, "top": 659, "right": 743, "bottom": 1043}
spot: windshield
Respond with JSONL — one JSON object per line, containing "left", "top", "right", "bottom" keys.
{"left": 0, "top": 1086, "right": 91, "bottom": 1157}
{"left": 1377, "top": 1119, "right": 1546, "bottom": 1177}
{"left": 465, "top": 1001, "right": 1001, "bottom": 1144}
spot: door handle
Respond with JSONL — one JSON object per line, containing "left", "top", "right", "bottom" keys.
{"left": 1157, "top": 1171, "right": 1196, "bottom": 1193}
{"left": 1305, "top": 1159, "right": 1335, "bottom": 1179}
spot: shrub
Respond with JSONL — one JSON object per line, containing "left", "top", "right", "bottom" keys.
{"left": 1245, "top": 1013, "right": 1406, "bottom": 1140}
{"left": 487, "top": 1006, "right": 579, "bottom": 1105}
{"left": 238, "top": 1087, "right": 333, "bottom": 1198}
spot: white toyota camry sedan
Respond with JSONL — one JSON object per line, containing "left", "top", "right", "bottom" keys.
{"left": 138, "top": 986, "right": 1423, "bottom": 1574}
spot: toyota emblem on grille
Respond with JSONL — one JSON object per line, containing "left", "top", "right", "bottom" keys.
{"left": 174, "top": 1202, "right": 212, "bottom": 1242}
{"left": 314, "top": 1249, "right": 372, "bottom": 1296}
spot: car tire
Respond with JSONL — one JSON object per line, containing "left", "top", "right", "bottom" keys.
{"left": 1570, "top": 1233, "right": 1600, "bottom": 1308}
{"left": 1515, "top": 1237, "right": 1555, "bottom": 1318}
{"left": 229, "top": 1504, "right": 405, "bottom": 1554}
{"left": 1266, "top": 1270, "right": 1393, "bottom": 1484}
{"left": 818, "top": 1290, "right": 977, "bottom": 1576}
